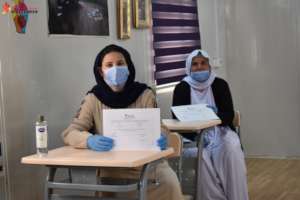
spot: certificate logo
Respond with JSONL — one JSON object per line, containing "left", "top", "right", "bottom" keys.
{"left": 124, "top": 114, "right": 135, "bottom": 120}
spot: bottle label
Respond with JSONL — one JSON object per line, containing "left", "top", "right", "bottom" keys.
{"left": 36, "top": 125, "right": 47, "bottom": 148}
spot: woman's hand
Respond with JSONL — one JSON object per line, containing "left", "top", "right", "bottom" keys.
{"left": 87, "top": 135, "right": 114, "bottom": 151}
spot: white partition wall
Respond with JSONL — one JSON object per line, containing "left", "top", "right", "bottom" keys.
{"left": 0, "top": 3, "right": 10, "bottom": 198}
{"left": 224, "top": 0, "right": 300, "bottom": 157}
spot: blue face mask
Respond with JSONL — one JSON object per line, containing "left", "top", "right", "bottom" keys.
{"left": 104, "top": 66, "right": 129, "bottom": 87}
{"left": 191, "top": 70, "right": 210, "bottom": 82}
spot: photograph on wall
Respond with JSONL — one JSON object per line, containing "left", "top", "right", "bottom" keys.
{"left": 138, "top": 0, "right": 146, "bottom": 20}
{"left": 48, "top": 0, "right": 109, "bottom": 35}
{"left": 133, "top": 0, "right": 150, "bottom": 28}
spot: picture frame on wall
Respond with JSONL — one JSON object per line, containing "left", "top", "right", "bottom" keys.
{"left": 133, "top": 0, "right": 150, "bottom": 28}
{"left": 117, "top": 0, "right": 131, "bottom": 39}
{"left": 48, "top": 0, "right": 109, "bottom": 36}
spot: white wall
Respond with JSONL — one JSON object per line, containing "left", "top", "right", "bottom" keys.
{"left": 0, "top": 1, "right": 10, "bottom": 199}
{"left": 0, "top": 0, "right": 153, "bottom": 199}
{"left": 224, "top": 0, "right": 300, "bottom": 157}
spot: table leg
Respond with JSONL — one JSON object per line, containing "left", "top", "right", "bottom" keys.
{"left": 138, "top": 159, "right": 163, "bottom": 200}
{"left": 45, "top": 167, "right": 57, "bottom": 200}
{"left": 195, "top": 132, "right": 204, "bottom": 200}
{"left": 139, "top": 163, "right": 150, "bottom": 200}
{"left": 178, "top": 136, "right": 184, "bottom": 184}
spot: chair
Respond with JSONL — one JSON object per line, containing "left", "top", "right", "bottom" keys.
{"left": 166, "top": 132, "right": 184, "bottom": 183}
{"left": 167, "top": 132, "right": 183, "bottom": 158}
{"left": 233, "top": 110, "right": 241, "bottom": 138}
{"left": 233, "top": 110, "right": 243, "bottom": 149}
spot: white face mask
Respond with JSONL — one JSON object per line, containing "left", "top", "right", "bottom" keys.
{"left": 190, "top": 70, "right": 210, "bottom": 82}
{"left": 104, "top": 66, "right": 129, "bottom": 87}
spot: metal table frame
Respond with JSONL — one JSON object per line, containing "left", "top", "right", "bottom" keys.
{"left": 44, "top": 159, "right": 164, "bottom": 200}
{"left": 177, "top": 130, "right": 205, "bottom": 200}
{"left": 195, "top": 130, "right": 205, "bottom": 200}
{"left": 162, "top": 119, "right": 221, "bottom": 200}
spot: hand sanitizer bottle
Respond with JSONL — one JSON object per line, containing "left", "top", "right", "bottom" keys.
{"left": 35, "top": 115, "right": 48, "bottom": 156}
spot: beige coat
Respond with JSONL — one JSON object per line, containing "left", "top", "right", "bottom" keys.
{"left": 62, "top": 89, "right": 184, "bottom": 200}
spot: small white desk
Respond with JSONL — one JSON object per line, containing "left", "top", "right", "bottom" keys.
{"left": 21, "top": 146, "right": 174, "bottom": 200}
{"left": 162, "top": 119, "right": 221, "bottom": 200}
{"left": 162, "top": 119, "right": 221, "bottom": 132}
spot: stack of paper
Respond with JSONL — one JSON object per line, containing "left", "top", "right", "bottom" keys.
{"left": 171, "top": 104, "right": 220, "bottom": 122}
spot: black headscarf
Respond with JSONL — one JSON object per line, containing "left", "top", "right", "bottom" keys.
{"left": 89, "top": 44, "right": 149, "bottom": 108}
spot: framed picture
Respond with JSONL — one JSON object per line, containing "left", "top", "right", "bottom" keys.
{"left": 117, "top": 0, "right": 131, "bottom": 39}
{"left": 48, "top": 0, "right": 109, "bottom": 36}
{"left": 133, "top": 0, "right": 150, "bottom": 28}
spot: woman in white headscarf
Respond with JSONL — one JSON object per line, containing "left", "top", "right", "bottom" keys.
{"left": 172, "top": 49, "right": 249, "bottom": 200}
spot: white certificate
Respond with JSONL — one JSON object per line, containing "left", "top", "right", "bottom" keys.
{"left": 171, "top": 104, "right": 220, "bottom": 122}
{"left": 103, "top": 108, "right": 160, "bottom": 151}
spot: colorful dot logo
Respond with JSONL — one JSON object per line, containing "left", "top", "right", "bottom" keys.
{"left": 1, "top": 2, "right": 11, "bottom": 15}
{"left": 1, "top": 1, "right": 38, "bottom": 34}
{"left": 12, "top": 0, "right": 29, "bottom": 33}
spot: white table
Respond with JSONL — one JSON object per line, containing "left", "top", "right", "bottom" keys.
{"left": 21, "top": 146, "right": 174, "bottom": 200}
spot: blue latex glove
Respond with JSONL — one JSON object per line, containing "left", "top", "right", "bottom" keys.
{"left": 206, "top": 105, "right": 218, "bottom": 114}
{"left": 157, "top": 134, "right": 167, "bottom": 150}
{"left": 87, "top": 135, "right": 114, "bottom": 152}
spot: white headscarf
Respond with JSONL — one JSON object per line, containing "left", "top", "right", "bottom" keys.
{"left": 183, "top": 49, "right": 221, "bottom": 151}
{"left": 183, "top": 49, "right": 217, "bottom": 105}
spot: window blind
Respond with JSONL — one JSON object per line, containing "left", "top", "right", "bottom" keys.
{"left": 152, "top": 0, "right": 201, "bottom": 85}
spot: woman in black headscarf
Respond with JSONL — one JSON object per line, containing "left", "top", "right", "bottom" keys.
{"left": 62, "top": 44, "right": 183, "bottom": 200}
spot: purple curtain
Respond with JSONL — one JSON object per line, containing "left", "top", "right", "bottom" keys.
{"left": 152, "top": 0, "right": 201, "bottom": 85}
